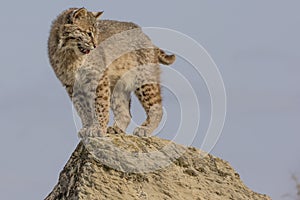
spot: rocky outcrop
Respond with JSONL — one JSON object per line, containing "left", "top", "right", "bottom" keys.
{"left": 45, "top": 134, "right": 270, "bottom": 200}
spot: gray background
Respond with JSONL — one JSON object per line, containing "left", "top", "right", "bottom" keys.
{"left": 0, "top": 1, "right": 299, "bottom": 199}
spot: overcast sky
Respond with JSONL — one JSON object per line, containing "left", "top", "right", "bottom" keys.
{"left": 0, "top": 1, "right": 299, "bottom": 200}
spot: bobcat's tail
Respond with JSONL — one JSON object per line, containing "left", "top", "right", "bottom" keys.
{"left": 158, "top": 49, "right": 176, "bottom": 65}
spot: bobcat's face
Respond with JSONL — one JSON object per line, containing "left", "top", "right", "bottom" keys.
{"left": 60, "top": 8, "right": 103, "bottom": 55}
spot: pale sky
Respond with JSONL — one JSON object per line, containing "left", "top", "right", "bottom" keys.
{"left": 0, "top": 1, "right": 299, "bottom": 200}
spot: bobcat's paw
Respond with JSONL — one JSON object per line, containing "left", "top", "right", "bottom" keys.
{"left": 107, "top": 126, "right": 125, "bottom": 135}
{"left": 78, "top": 125, "right": 106, "bottom": 138}
{"left": 133, "top": 126, "right": 150, "bottom": 137}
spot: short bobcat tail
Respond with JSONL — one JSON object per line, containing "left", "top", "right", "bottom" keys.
{"left": 158, "top": 49, "right": 176, "bottom": 65}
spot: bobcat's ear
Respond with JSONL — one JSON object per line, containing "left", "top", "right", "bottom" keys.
{"left": 93, "top": 11, "right": 104, "bottom": 19}
{"left": 73, "top": 8, "right": 87, "bottom": 20}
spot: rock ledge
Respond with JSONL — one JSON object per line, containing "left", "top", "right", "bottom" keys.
{"left": 45, "top": 134, "right": 270, "bottom": 200}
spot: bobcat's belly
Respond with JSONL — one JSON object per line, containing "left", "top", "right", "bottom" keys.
{"left": 108, "top": 69, "right": 137, "bottom": 93}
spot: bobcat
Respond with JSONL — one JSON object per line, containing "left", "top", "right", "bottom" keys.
{"left": 48, "top": 8, "right": 175, "bottom": 137}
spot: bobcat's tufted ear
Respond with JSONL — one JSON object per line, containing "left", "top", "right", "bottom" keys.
{"left": 73, "top": 8, "right": 87, "bottom": 20}
{"left": 92, "top": 11, "right": 104, "bottom": 19}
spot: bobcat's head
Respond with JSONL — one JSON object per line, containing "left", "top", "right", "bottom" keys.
{"left": 59, "top": 8, "right": 103, "bottom": 55}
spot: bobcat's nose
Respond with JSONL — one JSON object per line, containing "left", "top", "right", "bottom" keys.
{"left": 89, "top": 43, "right": 96, "bottom": 49}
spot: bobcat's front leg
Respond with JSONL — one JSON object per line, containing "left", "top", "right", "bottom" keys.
{"left": 109, "top": 82, "right": 131, "bottom": 135}
{"left": 94, "top": 73, "right": 110, "bottom": 136}
{"left": 72, "top": 67, "right": 109, "bottom": 138}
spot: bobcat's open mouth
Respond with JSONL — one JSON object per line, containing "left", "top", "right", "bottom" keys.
{"left": 78, "top": 44, "right": 90, "bottom": 54}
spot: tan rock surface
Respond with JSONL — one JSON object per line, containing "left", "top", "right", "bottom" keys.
{"left": 45, "top": 134, "right": 270, "bottom": 200}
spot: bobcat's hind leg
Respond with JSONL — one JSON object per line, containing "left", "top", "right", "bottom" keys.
{"left": 133, "top": 83, "right": 163, "bottom": 137}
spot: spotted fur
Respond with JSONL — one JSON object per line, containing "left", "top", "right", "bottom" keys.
{"left": 48, "top": 8, "right": 176, "bottom": 137}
